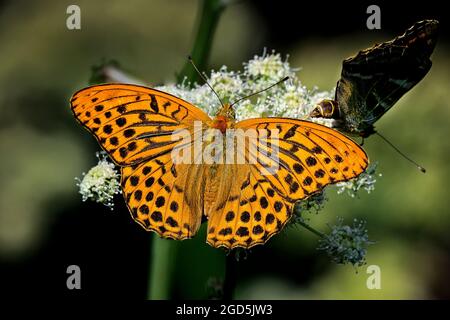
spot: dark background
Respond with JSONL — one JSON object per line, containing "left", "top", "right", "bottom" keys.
{"left": 0, "top": 0, "right": 449, "bottom": 299}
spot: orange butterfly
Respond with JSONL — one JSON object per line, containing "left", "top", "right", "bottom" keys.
{"left": 71, "top": 84, "right": 368, "bottom": 249}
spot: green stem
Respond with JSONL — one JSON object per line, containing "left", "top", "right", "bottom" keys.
{"left": 177, "top": 0, "right": 226, "bottom": 84}
{"left": 147, "top": 0, "right": 227, "bottom": 300}
{"left": 297, "top": 219, "right": 326, "bottom": 238}
{"left": 148, "top": 236, "right": 176, "bottom": 299}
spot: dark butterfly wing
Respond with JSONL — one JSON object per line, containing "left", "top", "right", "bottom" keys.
{"left": 336, "top": 20, "right": 439, "bottom": 135}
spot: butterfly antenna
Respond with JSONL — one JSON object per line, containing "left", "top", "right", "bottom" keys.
{"left": 230, "top": 76, "right": 289, "bottom": 108}
{"left": 376, "top": 132, "right": 426, "bottom": 173}
{"left": 187, "top": 56, "right": 225, "bottom": 107}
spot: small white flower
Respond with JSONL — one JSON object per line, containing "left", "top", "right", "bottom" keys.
{"left": 244, "top": 50, "right": 295, "bottom": 83}
{"left": 75, "top": 152, "right": 120, "bottom": 209}
{"left": 190, "top": 84, "right": 226, "bottom": 116}
{"left": 268, "top": 82, "right": 309, "bottom": 118}
{"left": 155, "top": 83, "right": 191, "bottom": 102}
{"left": 234, "top": 99, "right": 261, "bottom": 121}
{"left": 336, "top": 162, "right": 381, "bottom": 197}
{"left": 309, "top": 117, "right": 341, "bottom": 128}
{"left": 209, "top": 66, "right": 243, "bottom": 103}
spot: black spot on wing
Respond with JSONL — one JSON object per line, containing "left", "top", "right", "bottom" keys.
{"left": 150, "top": 95, "right": 159, "bottom": 113}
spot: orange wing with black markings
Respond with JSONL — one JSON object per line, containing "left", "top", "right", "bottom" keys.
{"left": 71, "top": 84, "right": 211, "bottom": 166}
{"left": 121, "top": 154, "right": 205, "bottom": 240}
{"left": 71, "top": 84, "right": 211, "bottom": 240}
{"left": 205, "top": 118, "right": 368, "bottom": 249}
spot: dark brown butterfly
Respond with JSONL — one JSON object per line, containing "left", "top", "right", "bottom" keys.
{"left": 310, "top": 19, "right": 439, "bottom": 138}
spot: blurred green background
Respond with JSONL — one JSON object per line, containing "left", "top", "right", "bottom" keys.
{"left": 0, "top": 0, "right": 449, "bottom": 299}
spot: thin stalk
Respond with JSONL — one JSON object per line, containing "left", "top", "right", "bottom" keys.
{"left": 297, "top": 219, "right": 326, "bottom": 238}
{"left": 148, "top": 237, "right": 176, "bottom": 299}
{"left": 177, "top": 0, "right": 226, "bottom": 84}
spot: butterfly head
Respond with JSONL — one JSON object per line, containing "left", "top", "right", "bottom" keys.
{"left": 310, "top": 99, "right": 340, "bottom": 119}
{"left": 213, "top": 104, "right": 236, "bottom": 133}
{"left": 216, "top": 103, "right": 236, "bottom": 119}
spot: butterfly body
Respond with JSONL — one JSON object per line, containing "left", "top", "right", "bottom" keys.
{"left": 311, "top": 20, "right": 439, "bottom": 138}
{"left": 71, "top": 84, "right": 368, "bottom": 249}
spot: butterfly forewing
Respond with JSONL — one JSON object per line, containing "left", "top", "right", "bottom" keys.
{"left": 71, "top": 84, "right": 211, "bottom": 166}
{"left": 236, "top": 118, "right": 368, "bottom": 200}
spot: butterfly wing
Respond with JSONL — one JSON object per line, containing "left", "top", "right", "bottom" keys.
{"left": 71, "top": 84, "right": 212, "bottom": 239}
{"left": 337, "top": 19, "right": 439, "bottom": 134}
{"left": 205, "top": 163, "right": 293, "bottom": 249}
{"left": 206, "top": 118, "right": 368, "bottom": 249}
{"left": 121, "top": 155, "right": 206, "bottom": 240}
{"left": 71, "top": 83, "right": 211, "bottom": 166}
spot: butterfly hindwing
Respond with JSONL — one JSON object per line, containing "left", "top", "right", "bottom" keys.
{"left": 206, "top": 164, "right": 292, "bottom": 249}
{"left": 121, "top": 153, "right": 204, "bottom": 240}
{"left": 206, "top": 118, "right": 368, "bottom": 249}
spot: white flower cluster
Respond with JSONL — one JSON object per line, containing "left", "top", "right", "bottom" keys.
{"left": 336, "top": 162, "right": 381, "bottom": 198}
{"left": 75, "top": 152, "right": 121, "bottom": 209}
{"left": 156, "top": 50, "right": 334, "bottom": 121}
